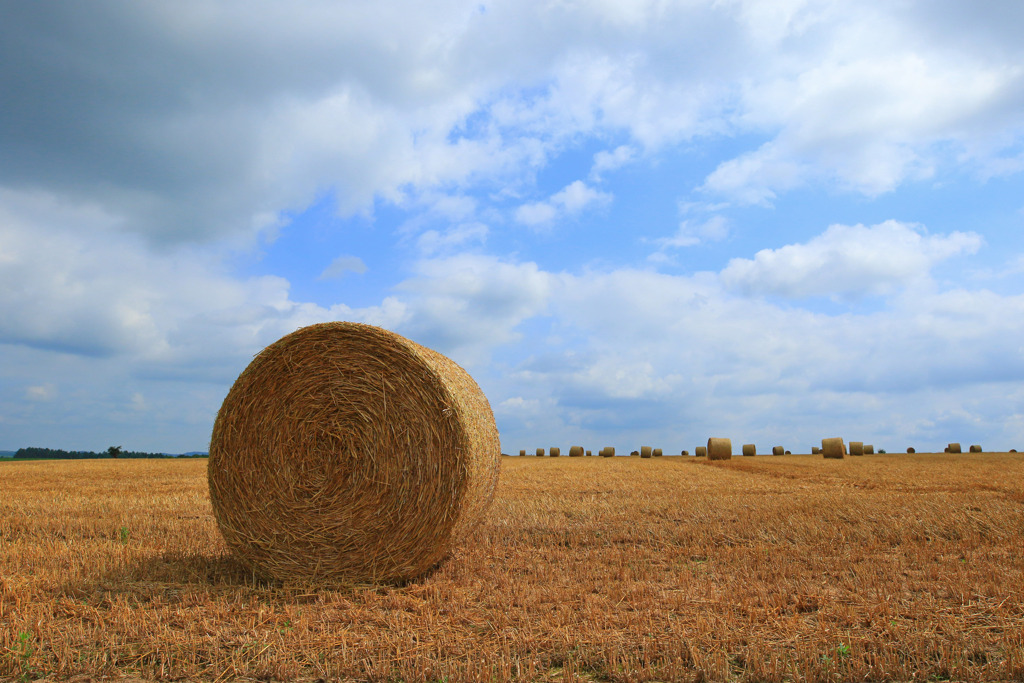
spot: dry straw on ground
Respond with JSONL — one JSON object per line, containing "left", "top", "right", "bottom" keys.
{"left": 742, "top": 444, "right": 756, "bottom": 456}
{"left": 707, "top": 438, "right": 732, "bottom": 461}
{"left": 850, "top": 441, "right": 864, "bottom": 456}
{"left": 772, "top": 446, "right": 784, "bottom": 455}
{"left": 822, "top": 437, "right": 846, "bottom": 459}
{"left": 208, "top": 321, "right": 501, "bottom": 585}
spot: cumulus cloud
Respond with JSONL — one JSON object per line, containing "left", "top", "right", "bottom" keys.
{"left": 318, "top": 255, "right": 368, "bottom": 280}
{"left": 719, "top": 220, "right": 983, "bottom": 299}
{"left": 515, "top": 180, "right": 612, "bottom": 227}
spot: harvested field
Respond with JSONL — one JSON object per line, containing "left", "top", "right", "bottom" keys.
{"left": 2, "top": 454, "right": 1023, "bottom": 682}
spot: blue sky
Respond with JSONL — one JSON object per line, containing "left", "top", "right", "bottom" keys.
{"left": 2, "top": 1, "right": 1024, "bottom": 454}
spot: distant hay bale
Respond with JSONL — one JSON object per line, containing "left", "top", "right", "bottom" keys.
{"left": 907, "top": 447, "right": 916, "bottom": 453}
{"left": 947, "top": 442, "right": 962, "bottom": 454}
{"left": 569, "top": 446, "right": 584, "bottom": 457}
{"left": 1010, "top": 449, "right": 1018, "bottom": 453}
{"left": 681, "top": 450, "right": 689, "bottom": 456}
{"left": 864, "top": 444, "right": 874, "bottom": 454}
{"left": 772, "top": 446, "right": 784, "bottom": 456}
{"left": 630, "top": 450, "right": 640, "bottom": 457}
{"left": 849, "top": 441, "right": 864, "bottom": 456}
{"left": 707, "top": 438, "right": 732, "bottom": 461}
{"left": 601, "top": 446, "right": 615, "bottom": 457}
{"left": 550, "top": 447, "right": 561, "bottom": 457}
{"left": 785, "top": 450, "right": 791, "bottom": 455}
{"left": 811, "top": 446, "right": 820, "bottom": 454}
{"left": 519, "top": 449, "right": 526, "bottom": 457}
{"left": 742, "top": 443, "right": 756, "bottom": 456}
{"left": 586, "top": 450, "right": 592, "bottom": 457}
{"left": 640, "top": 446, "right": 652, "bottom": 458}
{"left": 969, "top": 444, "right": 982, "bottom": 453}
{"left": 208, "top": 321, "right": 501, "bottom": 585}
{"left": 536, "top": 448, "right": 545, "bottom": 457}
{"left": 653, "top": 448, "right": 663, "bottom": 457}
{"left": 695, "top": 446, "right": 707, "bottom": 457}
{"left": 822, "top": 437, "right": 846, "bottom": 459}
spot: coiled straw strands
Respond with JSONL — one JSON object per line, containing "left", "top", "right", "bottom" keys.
{"left": 822, "top": 437, "right": 846, "bottom": 459}
{"left": 208, "top": 322, "right": 501, "bottom": 585}
{"left": 707, "top": 438, "right": 732, "bottom": 461}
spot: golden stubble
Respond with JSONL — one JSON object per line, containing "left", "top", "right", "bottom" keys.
{"left": 2, "top": 453, "right": 1023, "bottom": 682}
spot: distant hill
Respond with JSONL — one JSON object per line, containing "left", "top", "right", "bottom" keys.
{"left": 0, "top": 450, "right": 14, "bottom": 458}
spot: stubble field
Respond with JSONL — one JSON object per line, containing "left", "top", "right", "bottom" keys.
{"left": 1, "top": 453, "right": 1023, "bottom": 682}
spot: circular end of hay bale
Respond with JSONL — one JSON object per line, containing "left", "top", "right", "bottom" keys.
{"left": 707, "top": 438, "right": 732, "bottom": 460}
{"left": 822, "top": 437, "right": 845, "bottom": 459}
{"left": 208, "top": 322, "right": 501, "bottom": 585}
{"left": 772, "top": 446, "right": 784, "bottom": 456}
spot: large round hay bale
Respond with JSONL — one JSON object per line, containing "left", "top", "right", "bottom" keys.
{"left": 969, "top": 444, "right": 982, "bottom": 453}
{"left": 681, "top": 450, "right": 689, "bottom": 456}
{"left": 707, "top": 438, "right": 732, "bottom": 461}
{"left": 695, "top": 446, "right": 707, "bottom": 457}
{"left": 640, "top": 446, "right": 652, "bottom": 458}
{"left": 536, "top": 448, "right": 545, "bottom": 457}
{"left": 822, "top": 437, "right": 845, "bottom": 459}
{"left": 550, "top": 447, "right": 561, "bottom": 457}
{"left": 569, "top": 445, "right": 584, "bottom": 457}
{"left": 772, "top": 446, "right": 784, "bottom": 455}
{"left": 601, "top": 446, "right": 615, "bottom": 457}
{"left": 208, "top": 322, "right": 500, "bottom": 585}
{"left": 742, "top": 443, "right": 756, "bottom": 456}
{"left": 653, "top": 448, "right": 663, "bottom": 457}
{"left": 864, "top": 444, "right": 874, "bottom": 454}
{"left": 947, "top": 442, "right": 962, "bottom": 454}
{"left": 849, "top": 441, "right": 864, "bottom": 456}
{"left": 519, "top": 449, "right": 526, "bottom": 457}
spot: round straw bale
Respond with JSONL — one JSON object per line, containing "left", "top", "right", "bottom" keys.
{"left": 519, "top": 449, "right": 526, "bottom": 457}
{"left": 630, "top": 450, "right": 640, "bottom": 456}
{"left": 1010, "top": 449, "right": 1017, "bottom": 453}
{"left": 969, "top": 444, "right": 982, "bottom": 453}
{"left": 695, "top": 446, "right": 707, "bottom": 457}
{"left": 640, "top": 446, "right": 652, "bottom": 458}
{"left": 785, "top": 450, "right": 791, "bottom": 455}
{"left": 208, "top": 322, "right": 500, "bottom": 585}
{"left": 864, "top": 444, "right": 874, "bottom": 454}
{"left": 821, "top": 437, "right": 845, "bottom": 459}
{"left": 707, "top": 438, "right": 732, "bottom": 461}
{"left": 569, "top": 445, "right": 584, "bottom": 457}
{"left": 681, "top": 450, "right": 689, "bottom": 456}
{"left": 947, "top": 442, "right": 962, "bottom": 454}
{"left": 811, "top": 446, "right": 820, "bottom": 454}
{"left": 772, "top": 446, "right": 784, "bottom": 456}
{"left": 549, "top": 447, "right": 561, "bottom": 457}
{"left": 849, "top": 441, "right": 864, "bottom": 456}
{"left": 742, "top": 443, "right": 756, "bottom": 456}
{"left": 586, "top": 450, "right": 592, "bottom": 457}
{"left": 601, "top": 446, "right": 615, "bottom": 457}
{"left": 907, "top": 447, "right": 915, "bottom": 453}
{"left": 653, "top": 448, "right": 663, "bottom": 457}
{"left": 536, "top": 448, "right": 545, "bottom": 457}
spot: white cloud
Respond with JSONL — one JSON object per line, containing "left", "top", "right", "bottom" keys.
{"left": 25, "top": 384, "right": 56, "bottom": 401}
{"left": 515, "top": 180, "right": 612, "bottom": 227}
{"left": 590, "top": 145, "right": 636, "bottom": 180}
{"left": 318, "top": 255, "right": 368, "bottom": 280}
{"left": 720, "top": 220, "right": 983, "bottom": 299}
{"left": 654, "top": 215, "right": 730, "bottom": 250}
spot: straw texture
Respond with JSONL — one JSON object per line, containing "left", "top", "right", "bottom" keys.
{"left": 208, "top": 322, "right": 501, "bottom": 585}
{"left": 822, "top": 437, "right": 846, "bottom": 459}
{"left": 707, "top": 438, "right": 732, "bottom": 461}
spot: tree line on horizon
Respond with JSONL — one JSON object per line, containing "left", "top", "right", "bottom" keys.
{"left": 12, "top": 446, "right": 207, "bottom": 460}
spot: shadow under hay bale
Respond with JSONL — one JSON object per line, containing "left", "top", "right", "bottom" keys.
{"left": 208, "top": 322, "right": 501, "bottom": 585}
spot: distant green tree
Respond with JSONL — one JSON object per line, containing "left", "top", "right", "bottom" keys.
{"left": 107, "top": 445, "right": 122, "bottom": 459}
